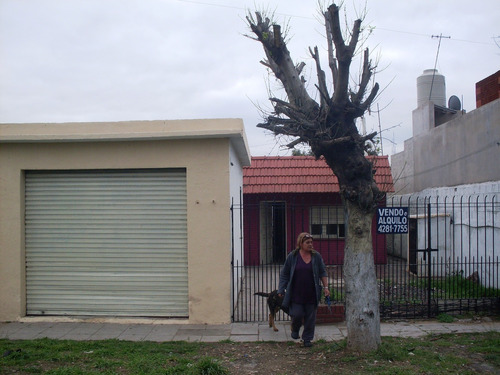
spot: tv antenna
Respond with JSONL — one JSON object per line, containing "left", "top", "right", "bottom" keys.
{"left": 429, "top": 33, "right": 451, "bottom": 100}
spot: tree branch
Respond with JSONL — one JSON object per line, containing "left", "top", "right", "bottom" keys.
{"left": 325, "top": 11, "right": 338, "bottom": 90}
{"left": 269, "top": 98, "right": 318, "bottom": 130}
{"left": 326, "top": 4, "right": 352, "bottom": 105}
{"left": 352, "top": 48, "right": 375, "bottom": 106}
{"left": 309, "top": 46, "right": 330, "bottom": 109}
{"left": 296, "top": 62, "right": 306, "bottom": 76}
{"left": 326, "top": 4, "right": 366, "bottom": 111}
{"left": 361, "top": 131, "right": 378, "bottom": 143}
{"left": 348, "top": 19, "right": 362, "bottom": 55}
{"left": 256, "top": 122, "right": 297, "bottom": 136}
{"left": 247, "top": 12, "right": 318, "bottom": 115}
{"left": 360, "top": 83, "right": 379, "bottom": 112}
{"left": 286, "top": 138, "right": 303, "bottom": 149}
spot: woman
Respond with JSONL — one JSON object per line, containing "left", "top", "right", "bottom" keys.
{"left": 278, "top": 232, "right": 329, "bottom": 347}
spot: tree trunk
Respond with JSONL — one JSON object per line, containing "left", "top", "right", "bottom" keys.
{"left": 317, "top": 128, "right": 382, "bottom": 352}
{"left": 343, "top": 199, "right": 381, "bottom": 351}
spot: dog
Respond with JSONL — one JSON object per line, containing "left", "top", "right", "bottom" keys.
{"left": 254, "top": 290, "right": 289, "bottom": 331}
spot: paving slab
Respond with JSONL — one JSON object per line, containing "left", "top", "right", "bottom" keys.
{"left": 117, "top": 325, "right": 155, "bottom": 341}
{"left": 62, "top": 323, "right": 105, "bottom": 339}
{"left": 0, "top": 319, "right": 498, "bottom": 343}
{"left": 143, "top": 325, "right": 179, "bottom": 342}
{"left": 0, "top": 322, "right": 32, "bottom": 339}
{"left": 315, "top": 324, "right": 345, "bottom": 341}
{"left": 4, "top": 322, "right": 54, "bottom": 340}
{"left": 414, "top": 322, "right": 455, "bottom": 335}
{"left": 37, "top": 323, "right": 81, "bottom": 339}
{"left": 444, "top": 324, "right": 488, "bottom": 334}
{"left": 231, "top": 322, "right": 259, "bottom": 335}
{"left": 89, "top": 324, "right": 130, "bottom": 340}
{"left": 258, "top": 323, "right": 288, "bottom": 341}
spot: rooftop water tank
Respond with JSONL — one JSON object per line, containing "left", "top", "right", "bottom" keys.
{"left": 417, "top": 69, "right": 446, "bottom": 107}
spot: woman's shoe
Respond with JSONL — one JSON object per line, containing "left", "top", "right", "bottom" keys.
{"left": 291, "top": 331, "right": 299, "bottom": 339}
{"left": 304, "top": 341, "right": 313, "bottom": 348}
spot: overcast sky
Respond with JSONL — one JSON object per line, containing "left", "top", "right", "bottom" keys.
{"left": 1, "top": 0, "right": 498, "bottom": 157}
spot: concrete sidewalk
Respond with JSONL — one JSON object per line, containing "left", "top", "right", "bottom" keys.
{"left": 1, "top": 318, "right": 499, "bottom": 342}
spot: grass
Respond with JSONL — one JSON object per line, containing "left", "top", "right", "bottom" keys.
{"left": 410, "top": 272, "right": 499, "bottom": 299}
{"left": 1, "top": 332, "right": 499, "bottom": 374}
{"left": 353, "top": 332, "right": 500, "bottom": 374}
{"left": 436, "top": 313, "right": 456, "bottom": 323}
{"left": 0, "top": 339, "right": 227, "bottom": 375}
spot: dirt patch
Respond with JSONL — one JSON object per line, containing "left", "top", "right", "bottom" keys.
{"left": 203, "top": 341, "right": 342, "bottom": 374}
{"left": 200, "top": 337, "right": 498, "bottom": 375}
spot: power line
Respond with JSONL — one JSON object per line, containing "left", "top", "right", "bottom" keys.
{"left": 175, "top": 0, "right": 497, "bottom": 46}
{"left": 176, "top": 0, "right": 243, "bottom": 11}
{"left": 375, "top": 27, "right": 493, "bottom": 46}
{"left": 175, "top": 0, "right": 314, "bottom": 19}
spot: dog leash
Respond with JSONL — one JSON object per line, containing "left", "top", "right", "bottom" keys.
{"left": 325, "top": 295, "right": 332, "bottom": 313}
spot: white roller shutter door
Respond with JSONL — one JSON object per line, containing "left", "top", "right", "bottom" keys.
{"left": 25, "top": 169, "right": 188, "bottom": 317}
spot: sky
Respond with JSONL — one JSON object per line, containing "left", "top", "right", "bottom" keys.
{"left": 1, "top": 0, "right": 498, "bottom": 158}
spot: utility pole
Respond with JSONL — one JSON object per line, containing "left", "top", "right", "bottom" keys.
{"left": 377, "top": 103, "right": 383, "bottom": 155}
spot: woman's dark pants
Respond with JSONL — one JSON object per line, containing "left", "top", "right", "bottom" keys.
{"left": 289, "top": 303, "right": 317, "bottom": 342}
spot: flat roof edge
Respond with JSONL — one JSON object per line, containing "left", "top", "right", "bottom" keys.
{"left": 0, "top": 118, "right": 252, "bottom": 167}
{"left": 0, "top": 119, "right": 243, "bottom": 142}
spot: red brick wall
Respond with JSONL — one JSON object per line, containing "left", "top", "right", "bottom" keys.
{"left": 476, "top": 70, "right": 500, "bottom": 108}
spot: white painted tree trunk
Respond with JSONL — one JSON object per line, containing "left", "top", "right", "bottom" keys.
{"left": 343, "top": 199, "right": 381, "bottom": 351}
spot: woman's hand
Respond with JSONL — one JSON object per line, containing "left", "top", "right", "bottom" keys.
{"left": 323, "top": 287, "right": 330, "bottom": 297}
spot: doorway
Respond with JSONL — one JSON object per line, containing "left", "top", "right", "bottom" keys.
{"left": 260, "top": 201, "right": 287, "bottom": 264}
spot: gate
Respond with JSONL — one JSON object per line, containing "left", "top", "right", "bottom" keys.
{"left": 231, "top": 193, "right": 500, "bottom": 322}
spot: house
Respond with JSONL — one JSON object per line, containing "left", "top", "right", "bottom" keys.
{"left": 389, "top": 70, "right": 500, "bottom": 288}
{"left": 391, "top": 69, "right": 500, "bottom": 194}
{"left": 242, "top": 156, "right": 394, "bottom": 265}
{"left": 0, "top": 118, "right": 250, "bottom": 324}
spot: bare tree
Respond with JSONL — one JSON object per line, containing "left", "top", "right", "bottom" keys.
{"left": 247, "top": 2, "right": 383, "bottom": 351}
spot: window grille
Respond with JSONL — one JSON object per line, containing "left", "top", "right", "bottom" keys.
{"left": 310, "top": 206, "right": 345, "bottom": 238}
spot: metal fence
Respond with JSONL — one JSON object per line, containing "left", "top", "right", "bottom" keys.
{"left": 231, "top": 193, "right": 500, "bottom": 322}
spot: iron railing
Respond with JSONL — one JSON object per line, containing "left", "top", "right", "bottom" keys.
{"left": 231, "top": 193, "right": 500, "bottom": 322}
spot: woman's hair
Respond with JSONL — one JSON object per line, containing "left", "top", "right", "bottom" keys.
{"left": 295, "top": 232, "right": 313, "bottom": 251}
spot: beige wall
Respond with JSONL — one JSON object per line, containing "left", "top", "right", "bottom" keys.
{"left": 0, "top": 119, "right": 250, "bottom": 324}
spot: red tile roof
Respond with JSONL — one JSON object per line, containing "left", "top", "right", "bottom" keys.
{"left": 243, "top": 156, "right": 394, "bottom": 194}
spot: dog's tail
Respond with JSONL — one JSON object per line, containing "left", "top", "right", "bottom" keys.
{"left": 254, "top": 292, "right": 271, "bottom": 297}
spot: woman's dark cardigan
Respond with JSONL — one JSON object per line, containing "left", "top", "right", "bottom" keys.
{"left": 278, "top": 249, "right": 328, "bottom": 309}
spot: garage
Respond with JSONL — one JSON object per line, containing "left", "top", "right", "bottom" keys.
{"left": 25, "top": 169, "right": 188, "bottom": 317}
{"left": 1, "top": 119, "right": 250, "bottom": 323}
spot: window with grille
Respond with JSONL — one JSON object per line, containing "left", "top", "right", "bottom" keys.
{"left": 310, "top": 206, "right": 345, "bottom": 238}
